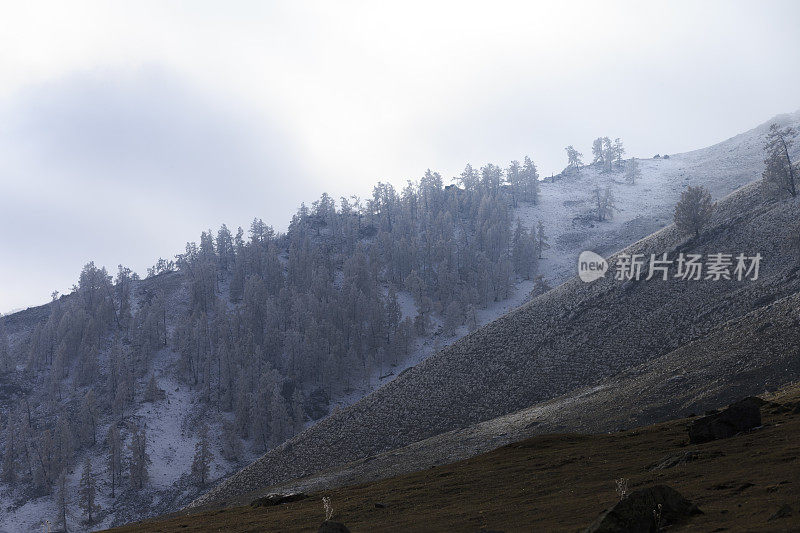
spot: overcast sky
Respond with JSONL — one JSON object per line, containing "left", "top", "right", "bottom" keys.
{"left": 1, "top": 0, "right": 799, "bottom": 313}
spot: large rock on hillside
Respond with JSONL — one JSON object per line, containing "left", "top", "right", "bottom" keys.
{"left": 688, "top": 397, "right": 762, "bottom": 444}
{"left": 585, "top": 485, "right": 702, "bottom": 532}
{"left": 249, "top": 492, "right": 308, "bottom": 507}
{"left": 318, "top": 521, "right": 351, "bottom": 533}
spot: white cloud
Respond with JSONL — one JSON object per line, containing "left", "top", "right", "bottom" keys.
{"left": 1, "top": 0, "right": 799, "bottom": 311}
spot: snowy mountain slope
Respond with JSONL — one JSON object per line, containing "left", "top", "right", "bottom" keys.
{"left": 521, "top": 110, "right": 800, "bottom": 286}
{"left": 1, "top": 111, "right": 798, "bottom": 530}
{"left": 190, "top": 114, "right": 800, "bottom": 509}
{"left": 350, "top": 110, "right": 800, "bottom": 410}
{"left": 0, "top": 274, "right": 265, "bottom": 532}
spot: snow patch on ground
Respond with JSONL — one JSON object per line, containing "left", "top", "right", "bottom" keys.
{"left": 137, "top": 352, "right": 196, "bottom": 490}
{"left": 0, "top": 345, "right": 255, "bottom": 532}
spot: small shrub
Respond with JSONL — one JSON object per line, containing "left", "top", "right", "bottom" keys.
{"left": 674, "top": 185, "right": 714, "bottom": 238}
{"left": 615, "top": 478, "right": 629, "bottom": 500}
{"left": 322, "top": 496, "right": 333, "bottom": 521}
{"left": 653, "top": 503, "right": 663, "bottom": 529}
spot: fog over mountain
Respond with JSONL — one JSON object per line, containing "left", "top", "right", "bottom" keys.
{"left": 2, "top": 1, "right": 800, "bottom": 312}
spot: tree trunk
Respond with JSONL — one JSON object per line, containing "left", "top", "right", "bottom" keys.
{"left": 781, "top": 136, "right": 797, "bottom": 197}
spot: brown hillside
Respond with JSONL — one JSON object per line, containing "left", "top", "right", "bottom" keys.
{"left": 108, "top": 384, "right": 800, "bottom": 532}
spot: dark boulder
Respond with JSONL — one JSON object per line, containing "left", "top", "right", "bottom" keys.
{"left": 688, "top": 397, "right": 762, "bottom": 444}
{"left": 585, "top": 485, "right": 702, "bottom": 532}
{"left": 318, "top": 521, "right": 351, "bottom": 533}
{"left": 250, "top": 492, "right": 308, "bottom": 507}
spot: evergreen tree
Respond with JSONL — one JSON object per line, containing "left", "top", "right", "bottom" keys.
{"left": 506, "top": 160, "right": 521, "bottom": 207}
{"left": 190, "top": 423, "right": 212, "bottom": 486}
{"left": 1, "top": 414, "right": 15, "bottom": 483}
{"left": 602, "top": 137, "right": 614, "bottom": 172}
{"left": 763, "top": 123, "right": 798, "bottom": 197}
{"left": 128, "top": 424, "right": 151, "bottom": 490}
{"left": 536, "top": 221, "right": 550, "bottom": 260}
{"left": 115, "top": 265, "right": 134, "bottom": 330}
{"left": 78, "top": 390, "right": 98, "bottom": 447}
{"left": 612, "top": 138, "right": 625, "bottom": 169}
{"left": 625, "top": 157, "right": 641, "bottom": 185}
{"left": 465, "top": 305, "right": 478, "bottom": 332}
{"left": 458, "top": 164, "right": 479, "bottom": 190}
{"left": 216, "top": 224, "right": 235, "bottom": 273}
{"left": 144, "top": 374, "right": 160, "bottom": 402}
{"left": 220, "top": 420, "right": 242, "bottom": 462}
{"left": 565, "top": 145, "right": 583, "bottom": 171}
{"left": 592, "top": 137, "right": 606, "bottom": 165}
{"left": 674, "top": 185, "right": 715, "bottom": 238}
{"left": 56, "top": 471, "right": 69, "bottom": 532}
{"left": 291, "top": 388, "right": 306, "bottom": 433}
{"left": 531, "top": 274, "right": 552, "bottom": 298}
{"left": 592, "top": 187, "right": 616, "bottom": 221}
{"left": 592, "top": 136, "right": 624, "bottom": 172}
{"left": 511, "top": 219, "right": 536, "bottom": 278}
{"left": 78, "top": 458, "right": 99, "bottom": 524}
{"left": 443, "top": 300, "right": 463, "bottom": 336}
{"left": 107, "top": 424, "right": 123, "bottom": 498}
{"left": 54, "top": 417, "right": 75, "bottom": 476}
{"left": 522, "top": 156, "right": 540, "bottom": 203}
